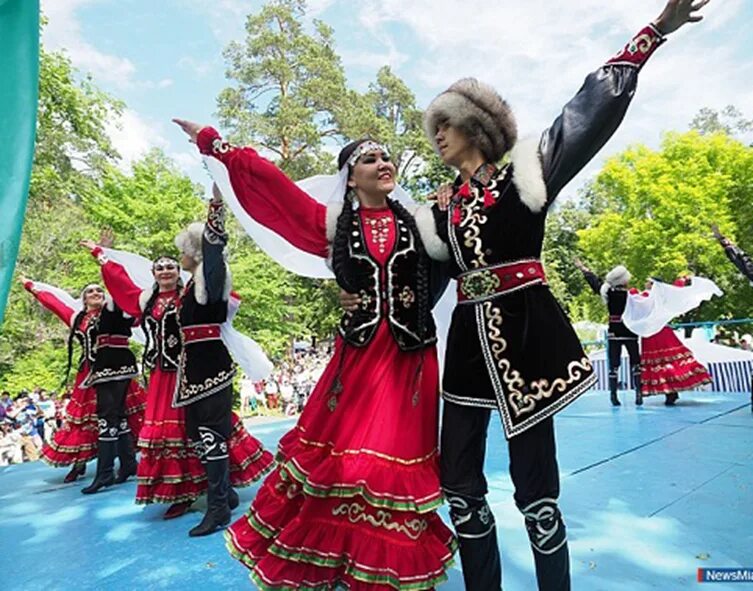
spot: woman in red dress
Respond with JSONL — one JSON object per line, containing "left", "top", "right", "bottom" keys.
{"left": 175, "top": 119, "right": 456, "bottom": 589}
{"left": 21, "top": 279, "right": 146, "bottom": 482}
{"left": 80, "top": 240, "right": 274, "bottom": 520}
{"left": 635, "top": 279, "right": 712, "bottom": 405}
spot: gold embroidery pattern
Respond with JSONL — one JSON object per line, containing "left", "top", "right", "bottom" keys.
{"left": 331, "top": 502, "right": 428, "bottom": 541}
{"left": 628, "top": 33, "right": 655, "bottom": 55}
{"left": 275, "top": 468, "right": 302, "bottom": 500}
{"left": 363, "top": 215, "right": 392, "bottom": 255}
{"left": 398, "top": 286, "right": 415, "bottom": 308}
{"left": 460, "top": 185, "right": 489, "bottom": 269}
{"left": 482, "top": 301, "right": 593, "bottom": 417}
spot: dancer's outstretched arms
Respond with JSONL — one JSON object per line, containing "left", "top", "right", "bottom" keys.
{"left": 711, "top": 223, "right": 753, "bottom": 282}
{"left": 574, "top": 258, "right": 602, "bottom": 295}
{"left": 539, "top": 0, "right": 710, "bottom": 205}
{"left": 173, "top": 118, "right": 329, "bottom": 259}
{"left": 19, "top": 276, "right": 77, "bottom": 326}
{"left": 80, "top": 239, "right": 145, "bottom": 319}
{"left": 202, "top": 184, "right": 229, "bottom": 305}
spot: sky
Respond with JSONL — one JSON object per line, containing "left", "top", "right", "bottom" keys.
{"left": 40, "top": 0, "right": 753, "bottom": 199}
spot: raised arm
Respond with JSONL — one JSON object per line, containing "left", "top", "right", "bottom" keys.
{"left": 202, "top": 188, "right": 229, "bottom": 305}
{"left": 540, "top": 0, "right": 709, "bottom": 203}
{"left": 712, "top": 224, "right": 753, "bottom": 283}
{"left": 21, "top": 278, "right": 77, "bottom": 326}
{"left": 173, "top": 119, "right": 329, "bottom": 258}
{"left": 80, "top": 240, "right": 145, "bottom": 319}
{"left": 574, "top": 259, "right": 603, "bottom": 295}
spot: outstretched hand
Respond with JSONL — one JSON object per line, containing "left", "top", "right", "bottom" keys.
{"left": 99, "top": 228, "right": 114, "bottom": 248}
{"left": 172, "top": 118, "right": 204, "bottom": 144}
{"left": 710, "top": 223, "right": 722, "bottom": 240}
{"left": 653, "top": 0, "right": 710, "bottom": 35}
{"left": 79, "top": 239, "right": 98, "bottom": 252}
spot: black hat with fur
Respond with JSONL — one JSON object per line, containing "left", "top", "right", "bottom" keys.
{"left": 424, "top": 77, "right": 517, "bottom": 163}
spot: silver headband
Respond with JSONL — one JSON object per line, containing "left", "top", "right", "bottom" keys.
{"left": 346, "top": 141, "right": 390, "bottom": 168}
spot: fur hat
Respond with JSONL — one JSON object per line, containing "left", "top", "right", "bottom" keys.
{"left": 424, "top": 78, "right": 518, "bottom": 163}
{"left": 175, "top": 222, "right": 204, "bottom": 263}
{"left": 605, "top": 265, "right": 631, "bottom": 288}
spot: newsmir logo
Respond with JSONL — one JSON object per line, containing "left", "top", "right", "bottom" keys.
{"left": 698, "top": 568, "right": 753, "bottom": 583}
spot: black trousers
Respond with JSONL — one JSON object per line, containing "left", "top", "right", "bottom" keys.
{"left": 607, "top": 337, "right": 640, "bottom": 374}
{"left": 440, "top": 401, "right": 569, "bottom": 591}
{"left": 95, "top": 380, "right": 130, "bottom": 441}
{"left": 184, "top": 386, "right": 233, "bottom": 462}
{"left": 607, "top": 337, "right": 641, "bottom": 394}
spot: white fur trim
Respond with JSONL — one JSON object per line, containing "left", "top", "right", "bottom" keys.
{"left": 105, "top": 294, "right": 116, "bottom": 312}
{"left": 510, "top": 136, "right": 547, "bottom": 213}
{"left": 414, "top": 204, "right": 450, "bottom": 262}
{"left": 138, "top": 289, "right": 153, "bottom": 312}
{"left": 325, "top": 201, "right": 344, "bottom": 243}
{"left": 193, "top": 262, "right": 232, "bottom": 305}
{"left": 599, "top": 282, "right": 610, "bottom": 304}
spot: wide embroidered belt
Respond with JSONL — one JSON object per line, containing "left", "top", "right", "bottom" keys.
{"left": 181, "top": 324, "right": 222, "bottom": 344}
{"left": 95, "top": 335, "right": 130, "bottom": 348}
{"left": 457, "top": 260, "right": 547, "bottom": 303}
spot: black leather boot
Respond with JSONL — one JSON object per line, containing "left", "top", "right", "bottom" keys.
{"left": 446, "top": 491, "right": 502, "bottom": 591}
{"left": 608, "top": 372, "right": 621, "bottom": 406}
{"left": 114, "top": 429, "right": 138, "bottom": 484}
{"left": 521, "top": 498, "right": 571, "bottom": 591}
{"left": 228, "top": 487, "right": 239, "bottom": 510}
{"left": 633, "top": 367, "right": 643, "bottom": 406}
{"left": 189, "top": 458, "right": 231, "bottom": 537}
{"left": 82, "top": 439, "right": 116, "bottom": 494}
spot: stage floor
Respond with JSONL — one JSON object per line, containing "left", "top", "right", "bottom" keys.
{"left": 1, "top": 390, "right": 751, "bottom": 590}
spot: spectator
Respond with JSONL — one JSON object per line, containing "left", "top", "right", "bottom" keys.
{"left": 0, "top": 423, "right": 23, "bottom": 466}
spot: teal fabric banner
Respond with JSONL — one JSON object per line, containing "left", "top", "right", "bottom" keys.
{"left": 0, "top": 0, "right": 40, "bottom": 325}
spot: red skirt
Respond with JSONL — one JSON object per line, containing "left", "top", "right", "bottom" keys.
{"left": 641, "top": 327, "right": 712, "bottom": 396}
{"left": 136, "top": 368, "right": 274, "bottom": 505}
{"left": 41, "top": 365, "right": 146, "bottom": 467}
{"left": 226, "top": 322, "right": 456, "bottom": 590}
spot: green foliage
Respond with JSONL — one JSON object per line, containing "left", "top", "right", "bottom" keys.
{"left": 575, "top": 130, "right": 753, "bottom": 322}
{"left": 218, "top": 0, "right": 345, "bottom": 176}
{"left": 32, "top": 46, "right": 123, "bottom": 205}
{"left": 82, "top": 149, "right": 206, "bottom": 259}
{"left": 0, "top": 341, "right": 69, "bottom": 393}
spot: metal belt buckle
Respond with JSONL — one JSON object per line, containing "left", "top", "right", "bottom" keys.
{"left": 462, "top": 269, "right": 501, "bottom": 299}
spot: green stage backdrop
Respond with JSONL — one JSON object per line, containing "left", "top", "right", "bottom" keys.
{"left": 0, "top": 0, "right": 40, "bottom": 324}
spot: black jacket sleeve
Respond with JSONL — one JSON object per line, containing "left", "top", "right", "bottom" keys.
{"left": 202, "top": 199, "right": 229, "bottom": 304}
{"left": 539, "top": 24, "right": 666, "bottom": 204}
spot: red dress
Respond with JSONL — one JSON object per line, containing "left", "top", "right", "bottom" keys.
{"left": 210, "top": 138, "right": 456, "bottom": 590}
{"left": 98, "top": 258, "right": 274, "bottom": 504}
{"left": 24, "top": 284, "right": 146, "bottom": 467}
{"left": 631, "top": 289, "right": 712, "bottom": 396}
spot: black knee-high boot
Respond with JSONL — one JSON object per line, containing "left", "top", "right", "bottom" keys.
{"left": 520, "top": 498, "right": 571, "bottom": 591}
{"left": 82, "top": 442, "right": 116, "bottom": 494}
{"left": 114, "top": 421, "right": 138, "bottom": 484}
{"left": 189, "top": 427, "right": 231, "bottom": 537}
{"left": 632, "top": 366, "right": 643, "bottom": 406}
{"left": 446, "top": 490, "right": 502, "bottom": 591}
{"left": 608, "top": 370, "right": 621, "bottom": 406}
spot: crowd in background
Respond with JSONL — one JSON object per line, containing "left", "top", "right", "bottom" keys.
{"left": 0, "top": 387, "right": 67, "bottom": 465}
{"left": 240, "top": 345, "right": 332, "bottom": 418}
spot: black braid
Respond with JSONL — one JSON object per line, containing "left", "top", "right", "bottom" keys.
{"left": 140, "top": 285, "right": 161, "bottom": 380}
{"left": 331, "top": 191, "right": 361, "bottom": 294}
{"left": 388, "top": 198, "right": 431, "bottom": 340}
{"left": 62, "top": 310, "right": 86, "bottom": 388}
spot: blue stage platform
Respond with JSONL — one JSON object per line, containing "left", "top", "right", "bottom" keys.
{"left": 1, "top": 390, "right": 751, "bottom": 590}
